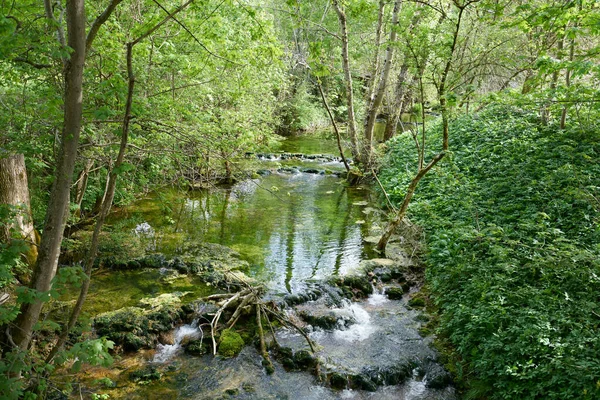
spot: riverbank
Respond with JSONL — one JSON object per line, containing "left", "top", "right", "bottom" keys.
{"left": 380, "top": 105, "right": 600, "bottom": 399}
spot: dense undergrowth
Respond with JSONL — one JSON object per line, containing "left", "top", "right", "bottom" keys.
{"left": 380, "top": 105, "right": 600, "bottom": 399}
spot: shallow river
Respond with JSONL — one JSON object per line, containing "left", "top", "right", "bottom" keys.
{"left": 85, "top": 133, "right": 455, "bottom": 400}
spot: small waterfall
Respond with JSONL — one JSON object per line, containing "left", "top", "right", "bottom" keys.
{"left": 331, "top": 300, "right": 376, "bottom": 342}
{"left": 153, "top": 320, "right": 201, "bottom": 363}
{"left": 367, "top": 285, "right": 389, "bottom": 306}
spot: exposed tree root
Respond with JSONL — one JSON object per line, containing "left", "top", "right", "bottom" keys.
{"left": 201, "top": 283, "right": 315, "bottom": 373}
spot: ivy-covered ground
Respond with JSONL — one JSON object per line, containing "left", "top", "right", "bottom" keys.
{"left": 380, "top": 105, "right": 600, "bottom": 399}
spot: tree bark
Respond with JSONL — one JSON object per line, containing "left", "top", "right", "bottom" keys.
{"left": 317, "top": 81, "right": 350, "bottom": 172}
{"left": 363, "top": 0, "right": 402, "bottom": 167}
{"left": 366, "top": 0, "right": 386, "bottom": 103}
{"left": 333, "top": 0, "right": 360, "bottom": 163}
{"left": 11, "top": 0, "right": 87, "bottom": 351}
{"left": 0, "top": 154, "right": 38, "bottom": 273}
{"left": 74, "top": 158, "right": 94, "bottom": 218}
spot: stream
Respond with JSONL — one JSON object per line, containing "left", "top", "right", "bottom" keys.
{"left": 82, "top": 132, "right": 456, "bottom": 400}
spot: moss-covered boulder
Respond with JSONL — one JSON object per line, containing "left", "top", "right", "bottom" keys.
{"left": 94, "top": 294, "right": 185, "bottom": 352}
{"left": 385, "top": 287, "right": 406, "bottom": 300}
{"left": 328, "top": 275, "right": 373, "bottom": 299}
{"left": 217, "top": 329, "right": 245, "bottom": 358}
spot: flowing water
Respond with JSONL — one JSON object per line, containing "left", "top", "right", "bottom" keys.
{"left": 89, "top": 132, "right": 455, "bottom": 399}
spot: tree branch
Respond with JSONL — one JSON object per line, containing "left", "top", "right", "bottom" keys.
{"left": 86, "top": 0, "right": 124, "bottom": 53}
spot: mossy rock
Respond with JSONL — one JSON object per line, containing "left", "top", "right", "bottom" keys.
{"left": 293, "top": 350, "right": 316, "bottom": 369}
{"left": 329, "top": 372, "right": 348, "bottom": 390}
{"left": 298, "top": 310, "right": 339, "bottom": 330}
{"left": 94, "top": 299, "right": 184, "bottom": 351}
{"left": 350, "top": 374, "right": 377, "bottom": 392}
{"left": 408, "top": 296, "right": 426, "bottom": 308}
{"left": 385, "top": 287, "right": 406, "bottom": 300}
{"left": 185, "top": 339, "right": 208, "bottom": 356}
{"left": 218, "top": 329, "right": 245, "bottom": 358}
{"left": 328, "top": 275, "right": 373, "bottom": 299}
{"left": 129, "top": 366, "right": 161, "bottom": 383}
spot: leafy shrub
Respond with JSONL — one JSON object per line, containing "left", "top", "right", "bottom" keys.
{"left": 381, "top": 105, "right": 600, "bottom": 399}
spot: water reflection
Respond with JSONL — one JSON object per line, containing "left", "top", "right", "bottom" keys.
{"left": 116, "top": 173, "right": 378, "bottom": 293}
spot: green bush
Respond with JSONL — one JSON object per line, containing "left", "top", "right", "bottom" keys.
{"left": 381, "top": 105, "right": 600, "bottom": 399}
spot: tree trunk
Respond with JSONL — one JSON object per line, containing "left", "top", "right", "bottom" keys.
{"left": 383, "top": 63, "right": 410, "bottom": 142}
{"left": 0, "top": 154, "right": 38, "bottom": 275}
{"left": 333, "top": 0, "right": 360, "bottom": 163}
{"left": 11, "top": 0, "right": 86, "bottom": 351}
{"left": 363, "top": 0, "right": 402, "bottom": 167}
{"left": 366, "top": 0, "right": 385, "bottom": 103}
{"left": 74, "top": 158, "right": 94, "bottom": 218}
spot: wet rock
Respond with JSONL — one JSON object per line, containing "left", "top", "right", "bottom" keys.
{"left": 256, "top": 169, "right": 271, "bottom": 176}
{"left": 389, "top": 267, "right": 406, "bottom": 281}
{"left": 329, "top": 275, "right": 373, "bottom": 299}
{"left": 159, "top": 331, "right": 175, "bottom": 345}
{"left": 385, "top": 287, "right": 405, "bottom": 300}
{"left": 293, "top": 350, "right": 316, "bottom": 369}
{"left": 278, "top": 167, "right": 299, "bottom": 174}
{"left": 329, "top": 372, "right": 348, "bottom": 390}
{"left": 366, "top": 362, "right": 413, "bottom": 385}
{"left": 129, "top": 366, "right": 161, "bottom": 382}
{"left": 425, "top": 363, "right": 453, "bottom": 389}
{"left": 350, "top": 373, "right": 377, "bottom": 392}
{"left": 298, "top": 309, "right": 340, "bottom": 330}
{"left": 218, "top": 329, "right": 245, "bottom": 358}
{"left": 300, "top": 168, "right": 322, "bottom": 174}
{"left": 184, "top": 339, "right": 208, "bottom": 356}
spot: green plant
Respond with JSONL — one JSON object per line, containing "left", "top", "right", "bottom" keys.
{"left": 381, "top": 104, "right": 600, "bottom": 399}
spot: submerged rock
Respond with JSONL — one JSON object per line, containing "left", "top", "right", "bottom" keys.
{"left": 129, "top": 366, "right": 161, "bottom": 382}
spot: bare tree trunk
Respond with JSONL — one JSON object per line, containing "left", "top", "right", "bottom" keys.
{"left": 333, "top": 0, "right": 360, "bottom": 163}
{"left": 560, "top": 35, "right": 575, "bottom": 129}
{"left": 11, "top": 0, "right": 86, "bottom": 351}
{"left": 0, "top": 154, "right": 38, "bottom": 274}
{"left": 317, "top": 81, "right": 350, "bottom": 172}
{"left": 74, "top": 158, "right": 94, "bottom": 218}
{"left": 10, "top": 0, "right": 125, "bottom": 353}
{"left": 363, "top": 0, "right": 402, "bottom": 167}
{"left": 366, "top": 0, "right": 386, "bottom": 103}
{"left": 383, "top": 63, "right": 410, "bottom": 142}
{"left": 376, "top": 153, "right": 445, "bottom": 251}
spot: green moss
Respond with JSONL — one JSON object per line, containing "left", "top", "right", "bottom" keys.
{"left": 218, "top": 329, "right": 245, "bottom": 358}
{"left": 407, "top": 296, "right": 425, "bottom": 308}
